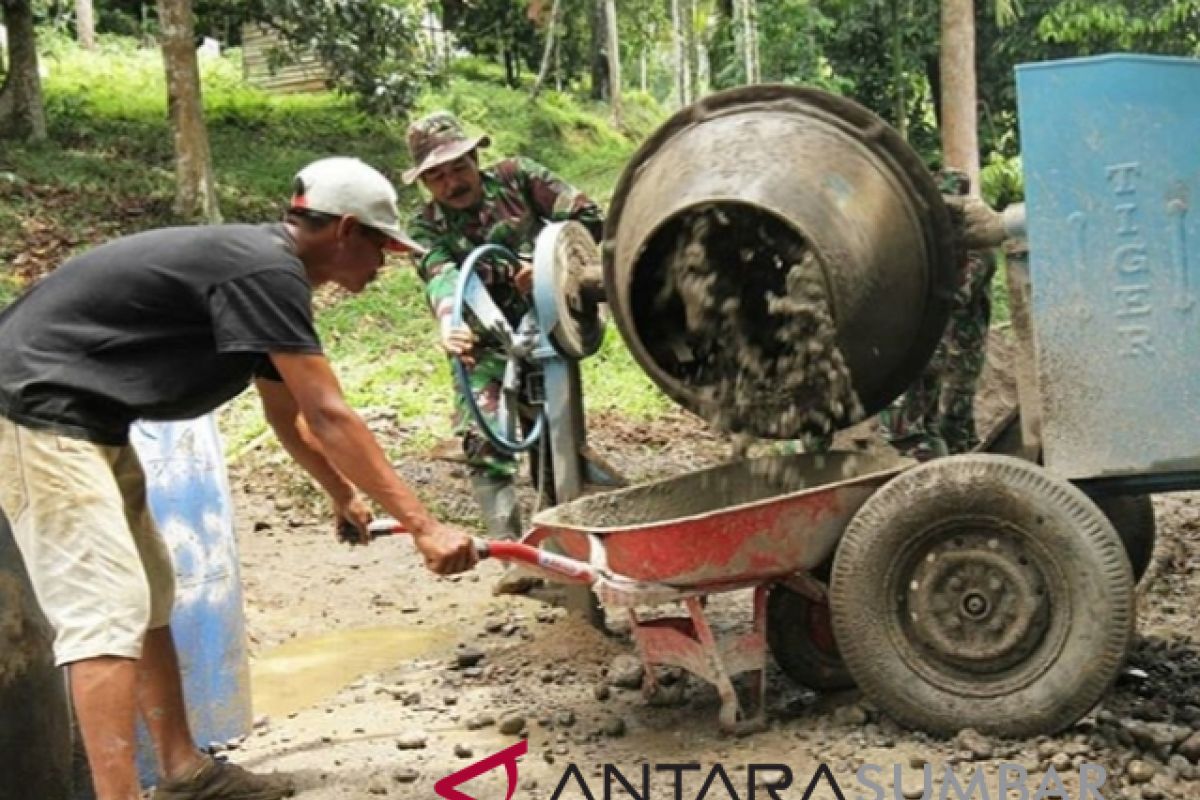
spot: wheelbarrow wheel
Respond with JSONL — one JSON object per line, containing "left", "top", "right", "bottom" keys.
{"left": 830, "top": 454, "right": 1134, "bottom": 738}
{"left": 1092, "top": 494, "right": 1156, "bottom": 583}
{"left": 767, "top": 583, "right": 855, "bottom": 691}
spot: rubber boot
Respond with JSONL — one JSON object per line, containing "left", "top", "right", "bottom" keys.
{"left": 470, "top": 473, "right": 522, "bottom": 540}
{"left": 470, "top": 474, "right": 540, "bottom": 595}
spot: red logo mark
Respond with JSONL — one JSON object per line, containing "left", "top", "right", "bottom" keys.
{"left": 434, "top": 739, "right": 528, "bottom": 800}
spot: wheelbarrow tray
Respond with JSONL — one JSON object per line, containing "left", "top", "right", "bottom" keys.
{"left": 527, "top": 450, "right": 911, "bottom": 587}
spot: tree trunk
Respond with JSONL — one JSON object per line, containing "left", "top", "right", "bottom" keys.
{"left": 530, "top": 0, "right": 561, "bottom": 99}
{"left": 554, "top": 34, "right": 562, "bottom": 92}
{"left": 156, "top": 0, "right": 221, "bottom": 222}
{"left": 747, "top": 0, "right": 759, "bottom": 82}
{"left": 739, "top": 0, "right": 759, "bottom": 84}
{"left": 0, "top": 0, "right": 48, "bottom": 141}
{"left": 671, "top": 0, "right": 688, "bottom": 107}
{"left": 683, "top": 0, "right": 698, "bottom": 102}
{"left": 639, "top": 49, "right": 647, "bottom": 92}
{"left": 502, "top": 45, "right": 518, "bottom": 87}
{"left": 603, "top": 0, "right": 622, "bottom": 127}
{"left": 589, "top": 0, "right": 608, "bottom": 101}
{"left": 76, "top": 0, "right": 96, "bottom": 50}
{"left": 939, "top": 0, "right": 980, "bottom": 194}
{"left": 890, "top": 0, "right": 908, "bottom": 140}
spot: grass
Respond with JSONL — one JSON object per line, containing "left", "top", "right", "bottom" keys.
{"left": 0, "top": 36, "right": 672, "bottom": 452}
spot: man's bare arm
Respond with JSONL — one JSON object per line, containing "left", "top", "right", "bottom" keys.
{"left": 262, "top": 352, "right": 476, "bottom": 573}
{"left": 256, "top": 377, "right": 355, "bottom": 506}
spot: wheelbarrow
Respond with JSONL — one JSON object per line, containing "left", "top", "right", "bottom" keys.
{"left": 371, "top": 449, "right": 910, "bottom": 734}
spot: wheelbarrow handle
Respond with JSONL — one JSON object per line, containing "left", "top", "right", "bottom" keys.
{"left": 358, "top": 518, "right": 597, "bottom": 584}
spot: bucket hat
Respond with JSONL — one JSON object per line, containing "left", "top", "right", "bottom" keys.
{"left": 403, "top": 111, "right": 491, "bottom": 184}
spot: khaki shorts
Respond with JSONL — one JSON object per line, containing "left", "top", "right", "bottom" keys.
{"left": 0, "top": 417, "right": 175, "bottom": 665}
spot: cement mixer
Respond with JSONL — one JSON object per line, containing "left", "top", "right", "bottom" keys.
{"left": 602, "top": 85, "right": 962, "bottom": 439}
{"left": 454, "top": 55, "right": 1200, "bottom": 738}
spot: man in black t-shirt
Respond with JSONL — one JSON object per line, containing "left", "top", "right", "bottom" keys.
{"left": 0, "top": 157, "right": 477, "bottom": 800}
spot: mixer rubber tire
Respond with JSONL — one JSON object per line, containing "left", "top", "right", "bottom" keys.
{"left": 767, "top": 581, "right": 855, "bottom": 691}
{"left": 830, "top": 454, "right": 1134, "bottom": 738}
{"left": 1092, "top": 494, "right": 1156, "bottom": 584}
{"left": 977, "top": 410, "right": 1156, "bottom": 583}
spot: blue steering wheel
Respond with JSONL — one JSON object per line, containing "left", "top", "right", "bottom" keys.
{"left": 450, "top": 243, "right": 546, "bottom": 454}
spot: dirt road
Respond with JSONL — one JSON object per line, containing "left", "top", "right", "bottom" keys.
{"left": 226, "top": 339, "right": 1200, "bottom": 800}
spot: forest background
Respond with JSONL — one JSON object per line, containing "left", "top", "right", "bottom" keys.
{"left": 0, "top": 0, "right": 1197, "bottom": 445}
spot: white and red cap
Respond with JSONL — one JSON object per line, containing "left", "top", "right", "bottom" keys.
{"left": 290, "top": 157, "right": 423, "bottom": 253}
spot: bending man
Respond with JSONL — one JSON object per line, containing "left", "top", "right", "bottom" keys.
{"left": 0, "top": 157, "right": 477, "bottom": 800}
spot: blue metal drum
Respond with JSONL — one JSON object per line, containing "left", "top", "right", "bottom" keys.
{"left": 1016, "top": 54, "right": 1200, "bottom": 481}
{"left": 129, "top": 415, "right": 252, "bottom": 785}
{"left": 0, "top": 511, "right": 73, "bottom": 800}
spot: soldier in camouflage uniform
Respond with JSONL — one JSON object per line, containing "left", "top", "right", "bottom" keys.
{"left": 878, "top": 169, "right": 998, "bottom": 459}
{"left": 404, "top": 112, "right": 603, "bottom": 590}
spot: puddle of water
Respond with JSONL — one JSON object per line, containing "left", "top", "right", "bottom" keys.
{"left": 250, "top": 626, "right": 449, "bottom": 719}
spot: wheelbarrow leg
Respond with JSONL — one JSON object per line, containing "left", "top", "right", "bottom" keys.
{"left": 685, "top": 597, "right": 744, "bottom": 734}
{"left": 722, "top": 586, "right": 769, "bottom": 730}
{"left": 627, "top": 593, "right": 767, "bottom": 735}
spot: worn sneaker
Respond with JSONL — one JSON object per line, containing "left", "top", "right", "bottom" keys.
{"left": 152, "top": 756, "right": 294, "bottom": 800}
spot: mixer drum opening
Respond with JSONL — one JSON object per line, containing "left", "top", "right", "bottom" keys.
{"left": 630, "top": 202, "right": 860, "bottom": 439}
{"left": 603, "top": 85, "right": 958, "bottom": 440}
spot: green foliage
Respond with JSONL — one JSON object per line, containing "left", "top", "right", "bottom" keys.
{"left": 980, "top": 152, "right": 1024, "bottom": 209}
{"left": 812, "top": 0, "right": 942, "bottom": 159}
{"left": 445, "top": 0, "right": 538, "bottom": 87}
{"left": 18, "top": 35, "right": 408, "bottom": 227}
{"left": 1039, "top": 0, "right": 1200, "bottom": 54}
{"left": 989, "top": 249, "right": 1012, "bottom": 327}
{"left": 207, "top": 0, "right": 433, "bottom": 114}
{"left": 4, "top": 34, "right": 669, "bottom": 452}
{"left": 0, "top": 273, "right": 19, "bottom": 308}
{"left": 707, "top": 0, "right": 848, "bottom": 92}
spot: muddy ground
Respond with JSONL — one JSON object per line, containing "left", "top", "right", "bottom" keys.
{"left": 223, "top": 330, "right": 1200, "bottom": 800}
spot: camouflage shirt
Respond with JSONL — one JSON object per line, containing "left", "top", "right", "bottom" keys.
{"left": 408, "top": 156, "right": 604, "bottom": 333}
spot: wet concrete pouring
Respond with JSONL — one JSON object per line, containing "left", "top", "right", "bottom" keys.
{"left": 221, "top": 346, "right": 1200, "bottom": 799}
{"left": 645, "top": 207, "right": 863, "bottom": 442}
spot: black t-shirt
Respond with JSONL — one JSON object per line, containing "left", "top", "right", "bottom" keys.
{"left": 0, "top": 224, "right": 322, "bottom": 444}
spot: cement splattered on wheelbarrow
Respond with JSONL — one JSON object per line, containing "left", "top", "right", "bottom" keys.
{"left": 655, "top": 206, "right": 865, "bottom": 443}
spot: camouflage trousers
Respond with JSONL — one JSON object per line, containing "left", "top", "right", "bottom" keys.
{"left": 451, "top": 349, "right": 523, "bottom": 479}
{"left": 879, "top": 248, "right": 998, "bottom": 459}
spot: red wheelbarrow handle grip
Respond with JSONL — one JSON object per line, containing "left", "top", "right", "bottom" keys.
{"left": 364, "top": 518, "right": 597, "bottom": 584}
{"left": 482, "top": 540, "right": 597, "bottom": 583}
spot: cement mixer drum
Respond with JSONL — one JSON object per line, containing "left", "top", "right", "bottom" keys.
{"left": 602, "top": 85, "right": 958, "bottom": 439}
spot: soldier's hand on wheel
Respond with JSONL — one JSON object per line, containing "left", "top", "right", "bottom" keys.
{"left": 413, "top": 523, "right": 479, "bottom": 575}
{"left": 442, "top": 325, "right": 476, "bottom": 368}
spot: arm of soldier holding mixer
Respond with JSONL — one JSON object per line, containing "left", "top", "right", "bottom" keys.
{"left": 407, "top": 219, "right": 476, "bottom": 362}
{"left": 943, "top": 194, "right": 1026, "bottom": 249}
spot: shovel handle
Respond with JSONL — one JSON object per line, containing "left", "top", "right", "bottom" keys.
{"left": 342, "top": 517, "right": 494, "bottom": 560}
{"left": 354, "top": 518, "right": 596, "bottom": 583}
